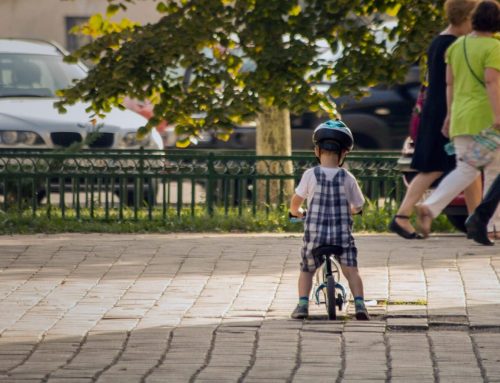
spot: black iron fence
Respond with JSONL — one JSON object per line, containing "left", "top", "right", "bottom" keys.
{"left": 0, "top": 149, "right": 403, "bottom": 220}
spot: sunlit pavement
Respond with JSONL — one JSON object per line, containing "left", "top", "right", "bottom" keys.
{"left": 0, "top": 233, "right": 499, "bottom": 382}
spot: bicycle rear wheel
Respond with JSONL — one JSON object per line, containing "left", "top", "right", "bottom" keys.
{"left": 326, "top": 275, "right": 337, "bottom": 320}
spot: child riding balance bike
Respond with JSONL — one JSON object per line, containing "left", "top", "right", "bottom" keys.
{"left": 289, "top": 119, "right": 370, "bottom": 321}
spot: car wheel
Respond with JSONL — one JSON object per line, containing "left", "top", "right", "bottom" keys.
{"left": 445, "top": 214, "right": 467, "bottom": 233}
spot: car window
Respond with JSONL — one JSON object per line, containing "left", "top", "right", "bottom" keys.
{"left": 0, "top": 53, "right": 86, "bottom": 97}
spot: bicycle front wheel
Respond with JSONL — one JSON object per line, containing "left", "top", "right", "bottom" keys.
{"left": 326, "top": 275, "right": 337, "bottom": 320}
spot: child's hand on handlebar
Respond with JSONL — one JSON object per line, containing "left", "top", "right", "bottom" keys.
{"left": 289, "top": 208, "right": 305, "bottom": 218}
{"left": 289, "top": 209, "right": 306, "bottom": 222}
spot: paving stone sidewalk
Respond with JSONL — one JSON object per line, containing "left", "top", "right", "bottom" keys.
{"left": 0, "top": 233, "right": 499, "bottom": 383}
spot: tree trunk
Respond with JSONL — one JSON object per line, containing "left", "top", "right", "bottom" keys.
{"left": 256, "top": 102, "right": 294, "bottom": 206}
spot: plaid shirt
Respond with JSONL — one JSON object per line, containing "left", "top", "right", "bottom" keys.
{"left": 300, "top": 167, "right": 357, "bottom": 271}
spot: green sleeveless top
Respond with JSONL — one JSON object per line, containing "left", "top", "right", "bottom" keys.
{"left": 445, "top": 35, "right": 500, "bottom": 137}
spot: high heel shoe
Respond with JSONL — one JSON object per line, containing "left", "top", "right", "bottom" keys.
{"left": 389, "top": 215, "right": 423, "bottom": 239}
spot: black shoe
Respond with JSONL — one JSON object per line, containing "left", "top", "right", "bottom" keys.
{"left": 355, "top": 305, "right": 370, "bottom": 321}
{"left": 389, "top": 215, "right": 423, "bottom": 240}
{"left": 291, "top": 304, "right": 308, "bottom": 319}
{"left": 465, "top": 214, "right": 494, "bottom": 246}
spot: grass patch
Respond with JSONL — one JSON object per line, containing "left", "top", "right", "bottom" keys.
{"left": 0, "top": 202, "right": 456, "bottom": 235}
{"left": 377, "top": 299, "right": 428, "bottom": 306}
{"left": 388, "top": 299, "right": 428, "bottom": 306}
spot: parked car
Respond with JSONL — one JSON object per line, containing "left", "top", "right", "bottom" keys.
{"left": 397, "top": 136, "right": 469, "bottom": 232}
{"left": 0, "top": 39, "right": 163, "bottom": 150}
{"left": 0, "top": 38, "right": 163, "bottom": 205}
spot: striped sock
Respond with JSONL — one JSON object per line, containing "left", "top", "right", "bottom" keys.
{"left": 298, "top": 296, "right": 309, "bottom": 307}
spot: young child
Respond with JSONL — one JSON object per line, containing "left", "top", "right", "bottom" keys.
{"left": 290, "top": 119, "right": 369, "bottom": 320}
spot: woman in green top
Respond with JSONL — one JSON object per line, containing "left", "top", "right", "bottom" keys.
{"left": 416, "top": 0, "right": 500, "bottom": 239}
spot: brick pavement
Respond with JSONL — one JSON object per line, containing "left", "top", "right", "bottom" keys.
{"left": 0, "top": 233, "right": 499, "bottom": 382}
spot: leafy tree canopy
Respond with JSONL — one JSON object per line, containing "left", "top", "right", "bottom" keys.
{"left": 57, "top": 0, "right": 445, "bottom": 146}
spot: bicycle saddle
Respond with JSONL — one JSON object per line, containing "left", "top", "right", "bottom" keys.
{"left": 312, "top": 245, "right": 344, "bottom": 257}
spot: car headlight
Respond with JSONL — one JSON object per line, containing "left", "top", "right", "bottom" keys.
{"left": 0, "top": 130, "right": 44, "bottom": 145}
{"left": 123, "top": 132, "right": 151, "bottom": 147}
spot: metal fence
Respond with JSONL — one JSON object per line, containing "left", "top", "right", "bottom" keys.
{"left": 0, "top": 149, "right": 404, "bottom": 221}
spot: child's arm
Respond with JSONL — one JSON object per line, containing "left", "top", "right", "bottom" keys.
{"left": 291, "top": 168, "right": 311, "bottom": 218}
{"left": 345, "top": 171, "right": 365, "bottom": 216}
{"left": 290, "top": 194, "right": 305, "bottom": 218}
{"left": 351, "top": 206, "right": 363, "bottom": 215}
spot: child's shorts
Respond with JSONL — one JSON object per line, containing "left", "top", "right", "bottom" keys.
{"left": 300, "top": 245, "right": 358, "bottom": 272}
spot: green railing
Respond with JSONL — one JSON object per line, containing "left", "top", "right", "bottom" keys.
{"left": 0, "top": 149, "right": 404, "bottom": 221}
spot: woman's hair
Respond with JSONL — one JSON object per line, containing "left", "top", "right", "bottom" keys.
{"left": 445, "top": 0, "right": 478, "bottom": 26}
{"left": 472, "top": 0, "right": 500, "bottom": 32}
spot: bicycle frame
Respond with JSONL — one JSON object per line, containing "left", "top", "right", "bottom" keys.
{"left": 313, "top": 255, "right": 347, "bottom": 306}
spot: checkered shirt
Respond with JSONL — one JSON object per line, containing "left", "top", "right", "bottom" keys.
{"left": 300, "top": 167, "right": 358, "bottom": 272}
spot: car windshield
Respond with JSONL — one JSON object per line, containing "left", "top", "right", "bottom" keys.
{"left": 0, "top": 53, "right": 86, "bottom": 98}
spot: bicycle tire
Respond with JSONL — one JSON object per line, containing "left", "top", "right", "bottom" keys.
{"left": 326, "top": 275, "right": 337, "bottom": 320}
{"left": 322, "top": 259, "right": 341, "bottom": 284}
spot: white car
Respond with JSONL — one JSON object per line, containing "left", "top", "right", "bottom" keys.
{"left": 0, "top": 38, "right": 162, "bottom": 150}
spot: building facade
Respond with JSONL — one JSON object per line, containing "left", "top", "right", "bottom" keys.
{"left": 0, "top": 0, "right": 161, "bottom": 50}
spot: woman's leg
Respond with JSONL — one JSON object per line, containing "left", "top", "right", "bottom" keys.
{"left": 395, "top": 171, "right": 443, "bottom": 233}
{"left": 464, "top": 176, "right": 482, "bottom": 214}
{"left": 423, "top": 136, "right": 481, "bottom": 217}
{"left": 483, "top": 149, "right": 500, "bottom": 235}
{"left": 417, "top": 136, "right": 481, "bottom": 235}
{"left": 465, "top": 175, "right": 500, "bottom": 245}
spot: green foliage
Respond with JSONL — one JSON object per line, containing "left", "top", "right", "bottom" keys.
{"left": 0, "top": 202, "right": 455, "bottom": 234}
{"left": 57, "top": 0, "right": 445, "bottom": 140}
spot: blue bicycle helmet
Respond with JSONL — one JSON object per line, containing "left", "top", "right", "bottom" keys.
{"left": 312, "top": 119, "right": 354, "bottom": 152}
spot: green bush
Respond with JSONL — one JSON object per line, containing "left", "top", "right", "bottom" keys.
{"left": 0, "top": 202, "right": 455, "bottom": 235}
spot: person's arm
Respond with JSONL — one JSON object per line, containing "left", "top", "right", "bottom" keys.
{"left": 346, "top": 172, "right": 365, "bottom": 215}
{"left": 351, "top": 206, "right": 363, "bottom": 215}
{"left": 290, "top": 194, "right": 305, "bottom": 218}
{"left": 291, "top": 169, "right": 311, "bottom": 217}
{"left": 485, "top": 67, "right": 500, "bottom": 129}
{"left": 442, "top": 64, "right": 454, "bottom": 138}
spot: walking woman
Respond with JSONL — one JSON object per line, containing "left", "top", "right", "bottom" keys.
{"left": 416, "top": 0, "right": 500, "bottom": 239}
{"left": 390, "top": 0, "right": 482, "bottom": 239}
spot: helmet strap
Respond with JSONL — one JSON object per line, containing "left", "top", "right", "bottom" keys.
{"left": 338, "top": 150, "right": 348, "bottom": 167}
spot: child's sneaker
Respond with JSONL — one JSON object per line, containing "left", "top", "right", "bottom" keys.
{"left": 291, "top": 304, "right": 308, "bottom": 319}
{"left": 355, "top": 305, "right": 370, "bottom": 320}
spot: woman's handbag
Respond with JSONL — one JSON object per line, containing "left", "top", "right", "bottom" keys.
{"left": 460, "top": 126, "right": 500, "bottom": 168}
{"left": 409, "top": 84, "right": 427, "bottom": 141}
